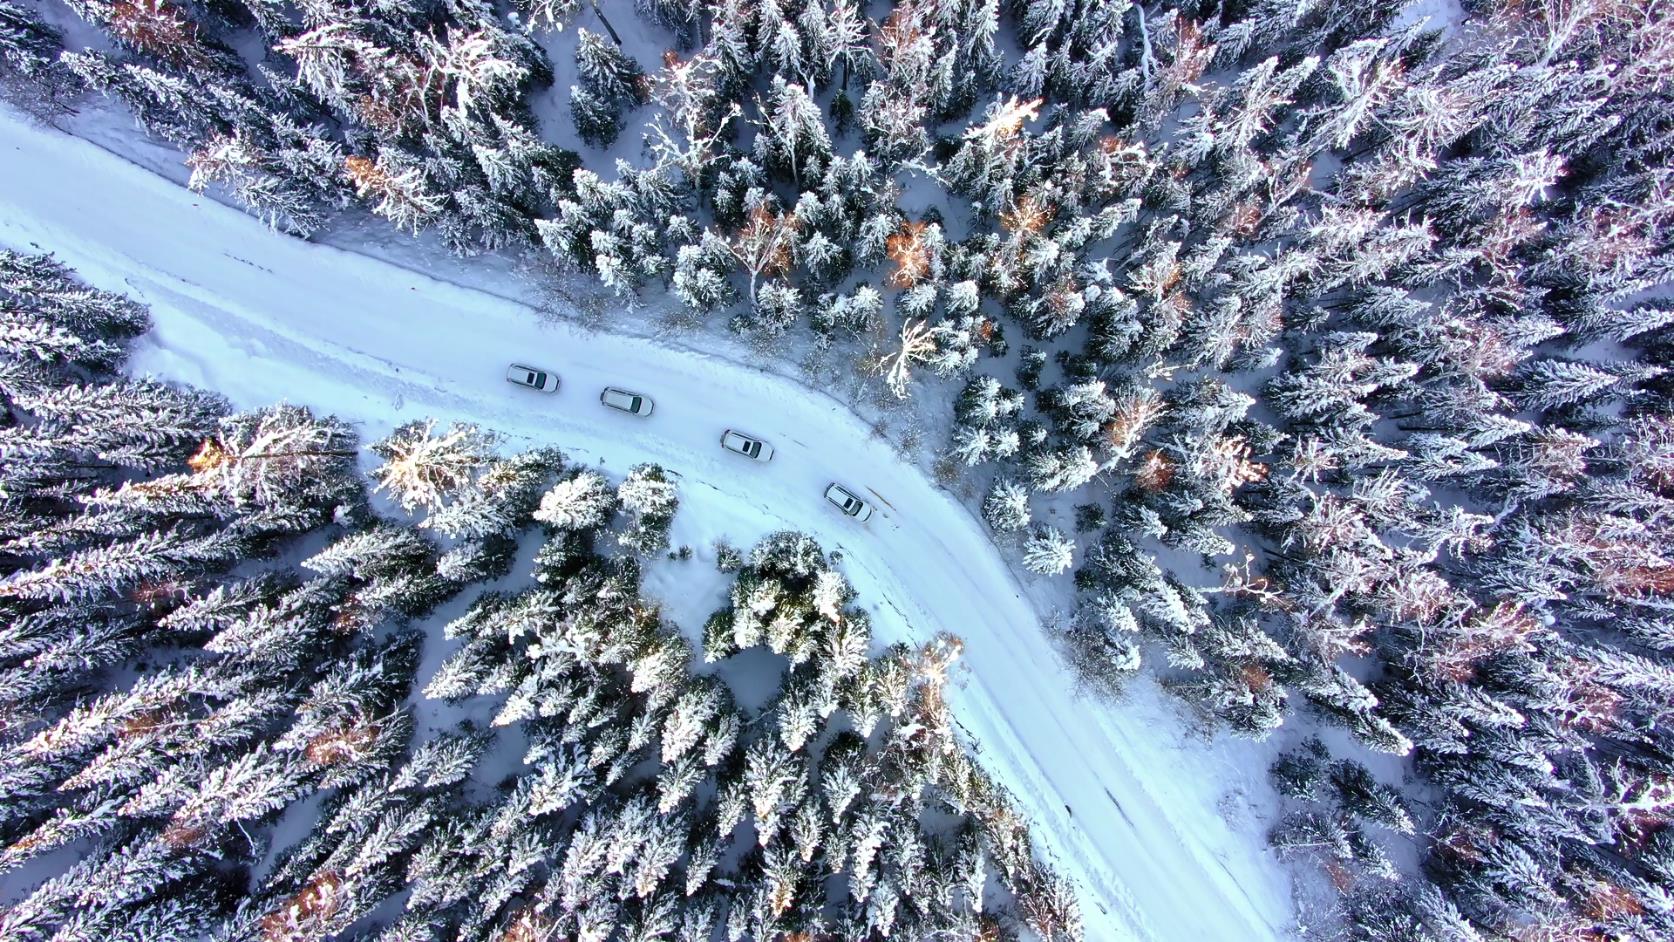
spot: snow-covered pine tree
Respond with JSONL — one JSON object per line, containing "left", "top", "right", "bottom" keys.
{"left": 615, "top": 463, "right": 678, "bottom": 554}
{"left": 984, "top": 478, "right": 1032, "bottom": 533}
{"left": 1022, "top": 525, "right": 1075, "bottom": 575}
{"left": 568, "top": 27, "right": 647, "bottom": 148}
{"left": 0, "top": 0, "right": 73, "bottom": 115}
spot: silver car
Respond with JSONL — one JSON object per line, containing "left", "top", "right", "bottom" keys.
{"left": 720, "top": 429, "right": 774, "bottom": 462}
{"left": 824, "top": 483, "right": 874, "bottom": 521}
{"left": 506, "top": 363, "right": 559, "bottom": 392}
{"left": 600, "top": 386, "right": 654, "bottom": 416}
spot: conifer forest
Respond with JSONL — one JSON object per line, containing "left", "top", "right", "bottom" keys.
{"left": 0, "top": 0, "right": 1671, "bottom": 941}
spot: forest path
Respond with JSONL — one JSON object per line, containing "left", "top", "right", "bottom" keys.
{"left": 0, "top": 107, "right": 1294, "bottom": 942}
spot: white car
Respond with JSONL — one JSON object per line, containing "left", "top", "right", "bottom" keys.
{"left": 506, "top": 363, "right": 559, "bottom": 392}
{"left": 824, "top": 483, "right": 874, "bottom": 522}
{"left": 600, "top": 386, "right": 654, "bottom": 416}
{"left": 720, "top": 429, "right": 774, "bottom": 462}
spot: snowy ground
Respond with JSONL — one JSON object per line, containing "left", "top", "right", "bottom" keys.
{"left": 0, "top": 106, "right": 1298, "bottom": 941}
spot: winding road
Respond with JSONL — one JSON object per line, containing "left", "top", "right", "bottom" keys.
{"left": 0, "top": 107, "right": 1294, "bottom": 942}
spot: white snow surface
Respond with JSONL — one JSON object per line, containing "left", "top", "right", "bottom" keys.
{"left": 0, "top": 108, "right": 1296, "bottom": 942}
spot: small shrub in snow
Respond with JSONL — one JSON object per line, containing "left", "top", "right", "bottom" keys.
{"left": 713, "top": 540, "right": 742, "bottom": 572}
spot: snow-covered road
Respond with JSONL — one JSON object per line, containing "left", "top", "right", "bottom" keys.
{"left": 0, "top": 109, "right": 1294, "bottom": 941}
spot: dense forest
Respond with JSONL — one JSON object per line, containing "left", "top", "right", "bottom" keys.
{"left": 1, "top": 0, "right": 1672, "bottom": 938}
{"left": 0, "top": 252, "right": 1079, "bottom": 939}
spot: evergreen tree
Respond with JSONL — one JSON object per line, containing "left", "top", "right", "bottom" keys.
{"left": 371, "top": 420, "right": 497, "bottom": 513}
{"left": 984, "top": 478, "right": 1032, "bottom": 533}
{"left": 616, "top": 463, "right": 678, "bottom": 554}
{"left": 0, "top": 0, "right": 72, "bottom": 115}
{"left": 1023, "top": 525, "right": 1075, "bottom": 575}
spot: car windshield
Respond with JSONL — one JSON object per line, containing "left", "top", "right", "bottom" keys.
{"left": 745, "top": 441, "right": 759, "bottom": 457}
{"left": 531, "top": 372, "right": 543, "bottom": 384}
{"left": 630, "top": 396, "right": 642, "bottom": 410}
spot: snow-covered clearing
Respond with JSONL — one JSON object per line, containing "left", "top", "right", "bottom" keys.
{"left": 0, "top": 107, "right": 1296, "bottom": 942}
